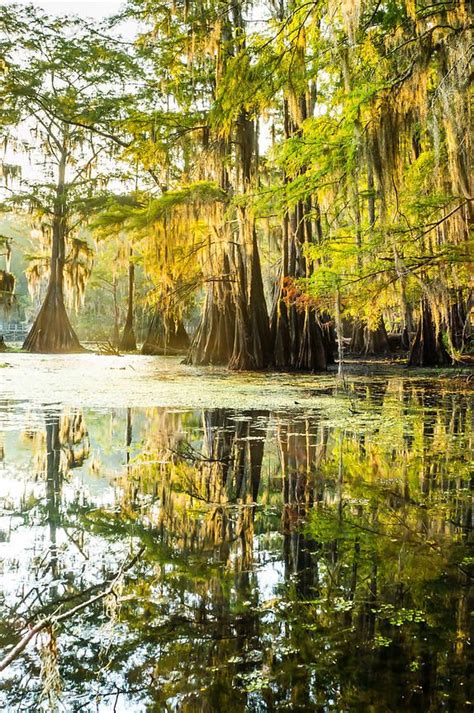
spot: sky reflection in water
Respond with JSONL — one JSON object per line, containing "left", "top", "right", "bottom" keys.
{"left": 0, "top": 363, "right": 472, "bottom": 711}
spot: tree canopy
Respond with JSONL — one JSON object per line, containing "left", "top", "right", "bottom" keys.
{"left": 0, "top": 0, "right": 471, "bottom": 364}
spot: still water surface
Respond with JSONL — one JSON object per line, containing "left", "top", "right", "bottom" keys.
{"left": 0, "top": 355, "right": 472, "bottom": 711}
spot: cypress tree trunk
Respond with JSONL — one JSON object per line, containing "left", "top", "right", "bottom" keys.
{"left": 112, "top": 276, "right": 120, "bottom": 347}
{"left": 247, "top": 228, "right": 272, "bottom": 367}
{"left": 187, "top": 5, "right": 270, "bottom": 371}
{"left": 296, "top": 307, "right": 327, "bottom": 371}
{"left": 228, "top": 242, "right": 256, "bottom": 370}
{"left": 186, "top": 100, "right": 270, "bottom": 369}
{"left": 349, "top": 150, "right": 391, "bottom": 358}
{"left": 227, "top": 110, "right": 270, "bottom": 370}
{"left": 408, "top": 299, "right": 451, "bottom": 366}
{"left": 350, "top": 319, "right": 365, "bottom": 353}
{"left": 448, "top": 289, "right": 468, "bottom": 352}
{"left": 271, "top": 235, "right": 327, "bottom": 371}
{"left": 350, "top": 319, "right": 391, "bottom": 356}
{"left": 0, "top": 269, "right": 15, "bottom": 308}
{"left": 23, "top": 147, "right": 82, "bottom": 353}
{"left": 270, "top": 101, "right": 327, "bottom": 372}
{"left": 362, "top": 318, "right": 391, "bottom": 356}
{"left": 120, "top": 248, "right": 136, "bottom": 351}
{"left": 141, "top": 308, "right": 190, "bottom": 355}
{"left": 228, "top": 220, "right": 271, "bottom": 370}
{"left": 400, "top": 277, "right": 414, "bottom": 350}
{"left": 186, "top": 253, "right": 236, "bottom": 365}
{"left": 321, "top": 317, "right": 337, "bottom": 365}
{"left": 270, "top": 215, "right": 291, "bottom": 367}
{"left": 335, "top": 292, "right": 344, "bottom": 376}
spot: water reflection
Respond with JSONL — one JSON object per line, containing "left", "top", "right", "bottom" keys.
{"left": 0, "top": 377, "right": 472, "bottom": 711}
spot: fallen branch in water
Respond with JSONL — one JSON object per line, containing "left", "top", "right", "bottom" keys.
{"left": 0, "top": 546, "right": 145, "bottom": 673}
{"left": 96, "top": 340, "right": 122, "bottom": 356}
{"left": 168, "top": 441, "right": 231, "bottom": 465}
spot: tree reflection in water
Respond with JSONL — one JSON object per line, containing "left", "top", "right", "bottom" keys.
{"left": 0, "top": 379, "right": 471, "bottom": 711}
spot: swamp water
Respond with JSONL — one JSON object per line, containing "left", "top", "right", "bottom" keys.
{"left": 0, "top": 355, "right": 472, "bottom": 711}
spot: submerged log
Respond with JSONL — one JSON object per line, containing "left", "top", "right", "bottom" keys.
{"left": 97, "top": 340, "right": 121, "bottom": 356}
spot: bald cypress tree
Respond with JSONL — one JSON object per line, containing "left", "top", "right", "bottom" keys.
{"left": 0, "top": 5, "right": 135, "bottom": 352}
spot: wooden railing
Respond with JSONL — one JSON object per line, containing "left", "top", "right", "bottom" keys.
{"left": 0, "top": 324, "right": 29, "bottom": 340}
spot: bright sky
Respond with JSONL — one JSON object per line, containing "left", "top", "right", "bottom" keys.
{"left": 2, "top": 0, "right": 273, "bottom": 191}
{"left": 1, "top": 0, "right": 136, "bottom": 196}
{"left": 18, "top": 0, "right": 125, "bottom": 20}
